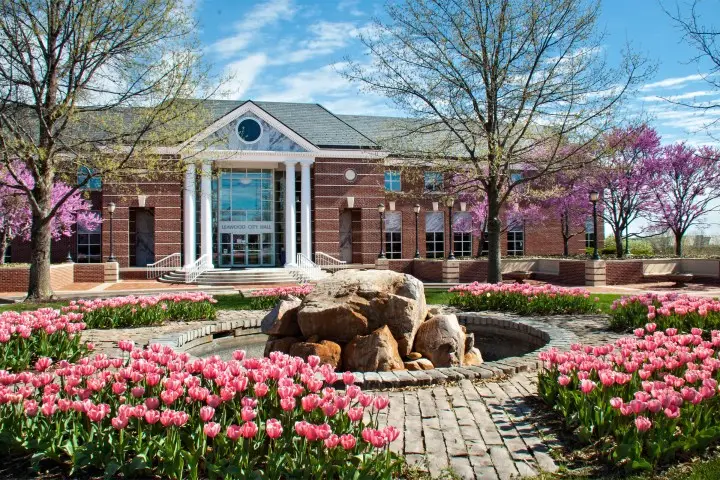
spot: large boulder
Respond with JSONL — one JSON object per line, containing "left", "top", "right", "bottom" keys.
{"left": 404, "top": 358, "right": 434, "bottom": 371}
{"left": 261, "top": 296, "right": 302, "bottom": 337}
{"left": 413, "top": 314, "right": 466, "bottom": 367}
{"left": 463, "top": 333, "right": 484, "bottom": 366}
{"left": 264, "top": 336, "right": 300, "bottom": 357}
{"left": 297, "top": 269, "right": 425, "bottom": 355}
{"left": 289, "top": 340, "right": 342, "bottom": 368}
{"left": 342, "top": 326, "right": 403, "bottom": 372}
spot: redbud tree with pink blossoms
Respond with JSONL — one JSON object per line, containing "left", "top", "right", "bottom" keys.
{"left": 540, "top": 171, "right": 594, "bottom": 256}
{"left": 592, "top": 125, "right": 661, "bottom": 258}
{"left": 644, "top": 143, "right": 720, "bottom": 256}
{"left": 0, "top": 164, "right": 100, "bottom": 264}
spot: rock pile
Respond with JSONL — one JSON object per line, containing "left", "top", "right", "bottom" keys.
{"left": 262, "top": 269, "right": 483, "bottom": 371}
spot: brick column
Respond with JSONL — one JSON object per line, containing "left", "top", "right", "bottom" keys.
{"left": 104, "top": 262, "right": 119, "bottom": 283}
{"left": 585, "top": 260, "right": 606, "bottom": 286}
{"left": 442, "top": 260, "right": 460, "bottom": 283}
{"left": 376, "top": 258, "right": 389, "bottom": 270}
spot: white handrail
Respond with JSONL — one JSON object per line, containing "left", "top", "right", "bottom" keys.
{"left": 287, "top": 253, "right": 323, "bottom": 282}
{"left": 314, "top": 251, "right": 348, "bottom": 269}
{"left": 185, "top": 254, "right": 211, "bottom": 283}
{"left": 146, "top": 253, "right": 182, "bottom": 279}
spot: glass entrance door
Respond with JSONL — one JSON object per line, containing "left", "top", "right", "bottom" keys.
{"left": 221, "top": 232, "right": 274, "bottom": 267}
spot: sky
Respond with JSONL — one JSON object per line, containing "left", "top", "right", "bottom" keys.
{"left": 193, "top": 0, "right": 720, "bottom": 233}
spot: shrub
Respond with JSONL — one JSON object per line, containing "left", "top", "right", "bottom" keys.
{"left": 610, "top": 293, "right": 720, "bottom": 332}
{"left": 0, "top": 308, "right": 89, "bottom": 371}
{"left": 448, "top": 282, "right": 599, "bottom": 315}
{"left": 245, "top": 285, "right": 314, "bottom": 310}
{"left": 61, "top": 292, "right": 217, "bottom": 329}
{"left": 538, "top": 324, "right": 720, "bottom": 470}
{"left": 0, "top": 345, "right": 401, "bottom": 479}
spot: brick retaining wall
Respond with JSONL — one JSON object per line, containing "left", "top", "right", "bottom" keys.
{"left": 74, "top": 264, "right": 105, "bottom": 283}
{"left": 606, "top": 261, "right": 644, "bottom": 285}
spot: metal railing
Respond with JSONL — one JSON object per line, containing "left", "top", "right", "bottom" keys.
{"left": 185, "top": 254, "right": 211, "bottom": 283}
{"left": 314, "top": 251, "right": 349, "bottom": 270}
{"left": 146, "top": 253, "right": 181, "bottom": 279}
{"left": 287, "top": 253, "right": 323, "bottom": 282}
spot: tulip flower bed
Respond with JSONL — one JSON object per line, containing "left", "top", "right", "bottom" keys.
{"left": 60, "top": 292, "right": 217, "bottom": 329}
{"left": 538, "top": 323, "right": 720, "bottom": 471}
{"left": 0, "top": 344, "right": 401, "bottom": 479}
{"left": 245, "top": 285, "right": 315, "bottom": 310}
{"left": 0, "top": 308, "right": 89, "bottom": 371}
{"left": 610, "top": 293, "right": 720, "bottom": 332}
{"left": 448, "top": 282, "right": 599, "bottom": 315}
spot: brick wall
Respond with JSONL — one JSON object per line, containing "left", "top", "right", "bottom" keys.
{"left": 0, "top": 266, "right": 29, "bottom": 292}
{"left": 556, "top": 260, "right": 587, "bottom": 285}
{"left": 410, "top": 260, "right": 443, "bottom": 282}
{"left": 49, "top": 264, "right": 74, "bottom": 290}
{"left": 388, "top": 259, "right": 413, "bottom": 274}
{"left": 606, "top": 261, "right": 644, "bottom": 285}
{"left": 459, "top": 261, "right": 488, "bottom": 283}
{"left": 74, "top": 263, "right": 105, "bottom": 282}
{"left": 120, "top": 269, "right": 150, "bottom": 280}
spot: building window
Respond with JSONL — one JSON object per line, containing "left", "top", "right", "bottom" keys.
{"left": 424, "top": 172, "right": 443, "bottom": 192}
{"left": 78, "top": 166, "right": 101, "bottom": 190}
{"left": 384, "top": 171, "right": 401, "bottom": 192}
{"left": 237, "top": 117, "right": 262, "bottom": 143}
{"left": 425, "top": 211, "right": 444, "bottom": 258}
{"left": 77, "top": 209, "right": 102, "bottom": 263}
{"left": 3, "top": 244, "right": 10, "bottom": 263}
{"left": 384, "top": 212, "right": 402, "bottom": 259}
{"left": 480, "top": 232, "right": 489, "bottom": 256}
{"left": 507, "top": 225, "right": 524, "bottom": 256}
{"left": 585, "top": 217, "right": 595, "bottom": 248}
{"left": 453, "top": 212, "right": 472, "bottom": 258}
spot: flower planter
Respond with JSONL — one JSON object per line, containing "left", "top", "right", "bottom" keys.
{"left": 667, "top": 273, "right": 693, "bottom": 287}
{"left": 505, "top": 270, "right": 533, "bottom": 284}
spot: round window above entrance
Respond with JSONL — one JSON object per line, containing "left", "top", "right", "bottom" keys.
{"left": 237, "top": 118, "right": 262, "bottom": 143}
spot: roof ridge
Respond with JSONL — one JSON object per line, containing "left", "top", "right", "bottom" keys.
{"left": 313, "top": 103, "right": 379, "bottom": 147}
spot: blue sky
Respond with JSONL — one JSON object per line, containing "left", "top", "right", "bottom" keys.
{"left": 194, "top": 0, "right": 720, "bottom": 146}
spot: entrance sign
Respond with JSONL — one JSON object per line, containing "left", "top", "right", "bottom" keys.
{"left": 219, "top": 221, "right": 273, "bottom": 233}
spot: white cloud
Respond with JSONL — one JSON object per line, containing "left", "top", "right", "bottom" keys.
{"left": 337, "top": 0, "right": 365, "bottom": 17}
{"left": 209, "top": 0, "right": 295, "bottom": 58}
{"left": 268, "top": 22, "right": 364, "bottom": 65}
{"left": 640, "top": 74, "right": 706, "bottom": 91}
{"left": 640, "top": 90, "right": 716, "bottom": 102}
{"left": 221, "top": 54, "right": 269, "bottom": 99}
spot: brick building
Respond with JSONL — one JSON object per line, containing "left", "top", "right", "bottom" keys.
{"left": 7, "top": 100, "right": 595, "bottom": 270}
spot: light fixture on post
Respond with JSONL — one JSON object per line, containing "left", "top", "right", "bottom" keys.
{"left": 107, "top": 202, "right": 117, "bottom": 262}
{"left": 137, "top": 195, "right": 147, "bottom": 208}
{"left": 378, "top": 203, "right": 386, "bottom": 259}
{"left": 413, "top": 204, "right": 421, "bottom": 259}
{"left": 589, "top": 191, "right": 600, "bottom": 260}
{"left": 346, "top": 196, "right": 355, "bottom": 209}
{"left": 446, "top": 197, "right": 455, "bottom": 260}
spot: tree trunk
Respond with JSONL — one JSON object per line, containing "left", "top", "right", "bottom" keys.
{"left": 615, "top": 233, "right": 624, "bottom": 259}
{"left": 563, "top": 237, "right": 569, "bottom": 257}
{"left": 0, "top": 229, "right": 7, "bottom": 265}
{"left": 486, "top": 192, "right": 502, "bottom": 283}
{"left": 675, "top": 232, "right": 683, "bottom": 257}
{"left": 26, "top": 185, "right": 54, "bottom": 301}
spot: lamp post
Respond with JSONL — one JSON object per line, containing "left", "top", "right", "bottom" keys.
{"left": 65, "top": 213, "right": 75, "bottom": 263}
{"left": 589, "top": 191, "right": 600, "bottom": 260}
{"left": 413, "top": 204, "right": 421, "bottom": 259}
{"left": 378, "top": 203, "right": 386, "bottom": 259}
{"left": 446, "top": 197, "right": 455, "bottom": 260}
{"left": 107, "top": 202, "right": 117, "bottom": 262}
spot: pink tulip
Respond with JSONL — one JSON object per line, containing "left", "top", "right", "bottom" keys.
{"left": 239, "top": 421, "right": 258, "bottom": 439}
{"left": 204, "top": 421, "right": 221, "bottom": 438}
{"left": 266, "top": 418, "right": 283, "bottom": 439}
{"left": 200, "top": 406, "right": 215, "bottom": 422}
{"left": 635, "top": 416, "right": 652, "bottom": 432}
{"left": 324, "top": 434, "right": 340, "bottom": 448}
{"left": 342, "top": 371, "right": 355, "bottom": 385}
{"left": 373, "top": 396, "right": 390, "bottom": 411}
{"left": 112, "top": 416, "right": 129, "bottom": 430}
{"left": 340, "top": 434, "right": 356, "bottom": 450}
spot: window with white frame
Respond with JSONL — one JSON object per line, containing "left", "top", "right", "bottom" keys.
{"left": 77, "top": 210, "right": 102, "bottom": 263}
{"left": 384, "top": 212, "right": 402, "bottom": 259}
{"left": 384, "top": 171, "right": 401, "bottom": 192}
{"left": 585, "top": 217, "right": 595, "bottom": 248}
{"left": 424, "top": 172, "right": 443, "bottom": 192}
{"left": 425, "top": 212, "right": 445, "bottom": 258}
{"left": 507, "top": 224, "right": 524, "bottom": 256}
{"left": 453, "top": 212, "right": 472, "bottom": 258}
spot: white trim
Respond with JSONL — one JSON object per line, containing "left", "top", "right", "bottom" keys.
{"left": 236, "top": 117, "right": 263, "bottom": 145}
{"left": 180, "top": 101, "right": 320, "bottom": 153}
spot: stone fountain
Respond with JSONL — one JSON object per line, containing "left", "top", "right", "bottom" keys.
{"left": 262, "top": 269, "right": 483, "bottom": 371}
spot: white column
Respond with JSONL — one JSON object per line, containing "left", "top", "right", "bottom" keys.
{"left": 284, "top": 160, "right": 297, "bottom": 265}
{"left": 200, "top": 162, "right": 213, "bottom": 267}
{"left": 300, "top": 160, "right": 312, "bottom": 259}
{"left": 183, "top": 162, "right": 197, "bottom": 269}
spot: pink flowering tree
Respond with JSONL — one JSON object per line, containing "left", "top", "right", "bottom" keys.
{"left": 644, "top": 143, "right": 720, "bottom": 256}
{"left": 0, "top": 164, "right": 100, "bottom": 264}
{"left": 541, "top": 172, "right": 594, "bottom": 256}
{"left": 593, "top": 125, "right": 661, "bottom": 257}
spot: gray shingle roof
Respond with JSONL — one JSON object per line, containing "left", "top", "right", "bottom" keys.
{"left": 201, "top": 100, "right": 378, "bottom": 149}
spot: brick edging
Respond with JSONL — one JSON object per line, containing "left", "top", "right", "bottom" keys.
{"left": 148, "top": 311, "right": 577, "bottom": 391}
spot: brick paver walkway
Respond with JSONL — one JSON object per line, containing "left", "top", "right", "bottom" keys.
{"left": 83, "top": 309, "right": 620, "bottom": 479}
